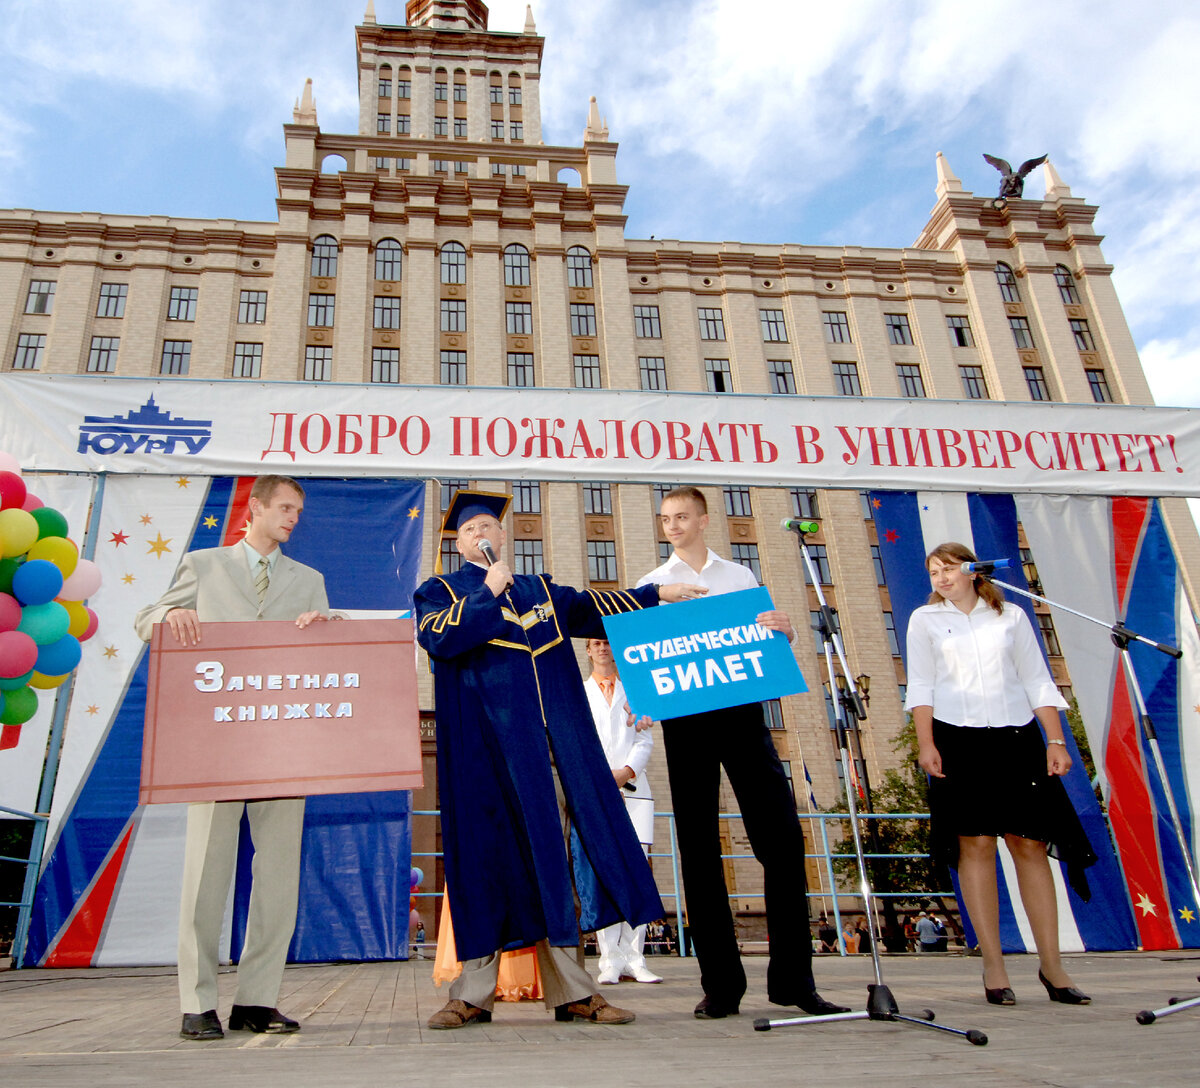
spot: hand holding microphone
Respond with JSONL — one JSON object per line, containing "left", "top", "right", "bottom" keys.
{"left": 479, "top": 538, "right": 514, "bottom": 596}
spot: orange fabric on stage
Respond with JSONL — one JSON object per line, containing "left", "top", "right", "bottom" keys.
{"left": 432, "top": 892, "right": 543, "bottom": 1001}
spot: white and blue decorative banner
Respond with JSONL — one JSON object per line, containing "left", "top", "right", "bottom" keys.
{"left": 602, "top": 587, "right": 806, "bottom": 720}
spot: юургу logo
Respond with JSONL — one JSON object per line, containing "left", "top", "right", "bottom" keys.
{"left": 77, "top": 395, "right": 212, "bottom": 456}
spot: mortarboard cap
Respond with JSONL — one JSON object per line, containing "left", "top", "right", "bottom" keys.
{"left": 436, "top": 490, "right": 511, "bottom": 574}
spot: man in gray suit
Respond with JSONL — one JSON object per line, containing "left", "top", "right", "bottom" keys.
{"left": 135, "top": 475, "right": 335, "bottom": 1040}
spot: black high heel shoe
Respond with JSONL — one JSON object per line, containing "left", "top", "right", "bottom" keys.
{"left": 983, "top": 971, "right": 1015, "bottom": 1006}
{"left": 1038, "top": 969, "right": 1091, "bottom": 1005}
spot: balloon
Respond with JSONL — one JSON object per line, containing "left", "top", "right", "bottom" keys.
{"left": 12, "top": 559, "right": 64, "bottom": 606}
{"left": 28, "top": 536, "right": 78, "bottom": 578}
{"left": 29, "top": 671, "right": 69, "bottom": 689}
{"left": 16, "top": 601, "right": 70, "bottom": 645}
{"left": 409, "top": 909, "right": 421, "bottom": 932}
{"left": 21, "top": 492, "right": 44, "bottom": 512}
{"left": 36, "top": 635, "right": 81, "bottom": 677}
{"left": 0, "top": 471, "right": 26, "bottom": 511}
{"left": 410, "top": 866, "right": 424, "bottom": 888}
{"left": 58, "top": 558, "right": 101, "bottom": 601}
{"left": 0, "top": 452, "right": 21, "bottom": 476}
{"left": 80, "top": 608, "right": 99, "bottom": 642}
{"left": 0, "top": 557, "right": 21, "bottom": 594}
{"left": 0, "top": 592, "right": 21, "bottom": 632}
{"left": 0, "top": 684, "right": 37, "bottom": 725}
{"left": 31, "top": 507, "right": 69, "bottom": 541}
{"left": 0, "top": 509, "right": 38, "bottom": 558}
{"left": 0, "top": 668, "right": 34, "bottom": 690}
{"left": 62, "top": 600, "right": 89, "bottom": 637}
{"left": 0, "top": 630, "right": 39, "bottom": 678}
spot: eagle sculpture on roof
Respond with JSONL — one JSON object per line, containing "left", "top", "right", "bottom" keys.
{"left": 983, "top": 153, "right": 1048, "bottom": 199}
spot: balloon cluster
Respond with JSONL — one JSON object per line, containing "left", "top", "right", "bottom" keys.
{"left": 409, "top": 866, "right": 424, "bottom": 936}
{"left": 0, "top": 452, "right": 101, "bottom": 750}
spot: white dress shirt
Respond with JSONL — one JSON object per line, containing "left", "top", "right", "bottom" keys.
{"left": 637, "top": 547, "right": 758, "bottom": 597}
{"left": 904, "top": 598, "right": 1067, "bottom": 728}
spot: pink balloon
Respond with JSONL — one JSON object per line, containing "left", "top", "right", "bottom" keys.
{"left": 0, "top": 630, "right": 39, "bottom": 678}
{"left": 0, "top": 471, "right": 27, "bottom": 511}
{"left": 80, "top": 608, "right": 100, "bottom": 642}
{"left": 21, "top": 493, "right": 44, "bottom": 512}
{"left": 0, "top": 452, "right": 21, "bottom": 476}
{"left": 58, "top": 558, "right": 102, "bottom": 601}
{"left": 0, "top": 593, "right": 21, "bottom": 633}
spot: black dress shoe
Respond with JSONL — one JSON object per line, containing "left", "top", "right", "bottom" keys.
{"left": 793, "top": 990, "right": 851, "bottom": 1016}
{"left": 693, "top": 995, "right": 741, "bottom": 1019}
{"left": 180, "top": 1010, "right": 223, "bottom": 1040}
{"left": 1038, "top": 970, "right": 1091, "bottom": 1005}
{"left": 228, "top": 1005, "right": 301, "bottom": 1033}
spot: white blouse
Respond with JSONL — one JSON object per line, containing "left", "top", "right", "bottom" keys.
{"left": 904, "top": 598, "right": 1067, "bottom": 728}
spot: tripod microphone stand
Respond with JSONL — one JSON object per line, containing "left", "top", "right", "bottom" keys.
{"left": 755, "top": 521, "right": 987, "bottom": 1045}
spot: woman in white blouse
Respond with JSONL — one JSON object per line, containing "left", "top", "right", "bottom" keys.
{"left": 905, "top": 542, "right": 1094, "bottom": 1007}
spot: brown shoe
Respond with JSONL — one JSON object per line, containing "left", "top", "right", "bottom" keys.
{"left": 554, "top": 994, "right": 635, "bottom": 1024}
{"left": 427, "top": 999, "right": 492, "bottom": 1029}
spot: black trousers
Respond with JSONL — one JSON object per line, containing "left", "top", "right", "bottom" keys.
{"left": 662, "top": 703, "right": 813, "bottom": 1005}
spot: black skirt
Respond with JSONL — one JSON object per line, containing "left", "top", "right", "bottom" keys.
{"left": 928, "top": 718, "right": 1097, "bottom": 900}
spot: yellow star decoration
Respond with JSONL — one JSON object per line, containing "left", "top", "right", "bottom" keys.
{"left": 239, "top": 519, "right": 252, "bottom": 535}
{"left": 102, "top": 645, "right": 119, "bottom": 660}
{"left": 1193, "top": 704, "right": 1200, "bottom": 715}
{"left": 86, "top": 705, "right": 99, "bottom": 716}
{"left": 122, "top": 573, "right": 136, "bottom": 585}
{"left": 408, "top": 506, "right": 421, "bottom": 519}
{"left": 147, "top": 532, "right": 173, "bottom": 557}
{"left": 203, "top": 515, "right": 219, "bottom": 528}
{"left": 176, "top": 477, "right": 190, "bottom": 488}
{"left": 1136, "top": 892, "right": 1158, "bottom": 917}
{"left": 139, "top": 513, "right": 153, "bottom": 525}
{"left": 1179, "top": 907, "right": 1196, "bottom": 924}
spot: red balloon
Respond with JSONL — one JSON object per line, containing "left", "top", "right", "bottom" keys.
{"left": 0, "top": 471, "right": 26, "bottom": 511}
{"left": 21, "top": 493, "right": 44, "bottom": 512}
{"left": 0, "top": 630, "right": 39, "bottom": 678}
{"left": 0, "top": 593, "right": 21, "bottom": 633}
{"left": 80, "top": 608, "right": 100, "bottom": 642}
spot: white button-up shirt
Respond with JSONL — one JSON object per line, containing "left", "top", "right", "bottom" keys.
{"left": 904, "top": 598, "right": 1066, "bottom": 727}
{"left": 637, "top": 547, "right": 758, "bottom": 597}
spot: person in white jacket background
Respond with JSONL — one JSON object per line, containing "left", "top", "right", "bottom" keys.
{"left": 583, "top": 638, "right": 662, "bottom": 985}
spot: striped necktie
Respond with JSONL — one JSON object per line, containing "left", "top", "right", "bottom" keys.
{"left": 254, "top": 556, "right": 270, "bottom": 605}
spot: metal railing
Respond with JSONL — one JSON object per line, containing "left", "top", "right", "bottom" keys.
{"left": 1, "top": 803, "right": 48, "bottom": 963}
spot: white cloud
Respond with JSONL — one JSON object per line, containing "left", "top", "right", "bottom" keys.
{"left": 1136, "top": 338, "right": 1200, "bottom": 410}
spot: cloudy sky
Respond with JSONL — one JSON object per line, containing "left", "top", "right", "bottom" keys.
{"left": 1, "top": 0, "right": 1196, "bottom": 407}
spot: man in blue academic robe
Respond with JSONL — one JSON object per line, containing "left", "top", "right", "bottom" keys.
{"left": 415, "top": 490, "right": 699, "bottom": 1028}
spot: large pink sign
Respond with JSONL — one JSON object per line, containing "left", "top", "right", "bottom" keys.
{"left": 140, "top": 618, "right": 421, "bottom": 804}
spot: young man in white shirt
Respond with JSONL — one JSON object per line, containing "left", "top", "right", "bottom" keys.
{"left": 637, "top": 487, "right": 847, "bottom": 1020}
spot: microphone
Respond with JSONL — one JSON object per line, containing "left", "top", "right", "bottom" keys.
{"left": 960, "top": 558, "right": 1012, "bottom": 575}
{"left": 781, "top": 518, "right": 820, "bottom": 534}
{"left": 479, "top": 539, "right": 497, "bottom": 567}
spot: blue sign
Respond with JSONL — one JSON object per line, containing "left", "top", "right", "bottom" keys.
{"left": 602, "top": 586, "right": 807, "bottom": 720}
{"left": 78, "top": 395, "right": 212, "bottom": 456}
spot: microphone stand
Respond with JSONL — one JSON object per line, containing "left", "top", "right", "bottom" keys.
{"left": 755, "top": 524, "right": 987, "bottom": 1045}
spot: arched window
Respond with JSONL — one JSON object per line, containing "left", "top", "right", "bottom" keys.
{"left": 378, "top": 64, "right": 392, "bottom": 98}
{"left": 994, "top": 261, "right": 1019, "bottom": 303}
{"left": 1054, "top": 264, "right": 1080, "bottom": 305}
{"left": 375, "top": 238, "right": 402, "bottom": 281}
{"left": 434, "top": 67, "right": 448, "bottom": 102}
{"left": 504, "top": 244, "right": 531, "bottom": 287}
{"left": 311, "top": 235, "right": 338, "bottom": 278}
{"left": 567, "top": 246, "right": 593, "bottom": 288}
{"left": 489, "top": 71, "right": 503, "bottom": 104}
{"left": 453, "top": 68, "right": 467, "bottom": 102}
{"left": 441, "top": 241, "right": 466, "bottom": 285}
{"left": 507, "top": 72, "right": 522, "bottom": 106}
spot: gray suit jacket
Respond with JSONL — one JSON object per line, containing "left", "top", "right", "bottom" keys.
{"left": 134, "top": 545, "right": 330, "bottom": 640}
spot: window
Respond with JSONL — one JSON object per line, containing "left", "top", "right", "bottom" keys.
{"left": 374, "top": 296, "right": 401, "bottom": 329}
{"left": 764, "top": 700, "right": 785, "bottom": 731}
{"left": 870, "top": 544, "right": 886, "bottom": 586}
{"left": 567, "top": 247, "right": 594, "bottom": 288}
{"left": 569, "top": 303, "right": 596, "bottom": 337}
{"left": 760, "top": 308, "right": 787, "bottom": 342}
{"left": 767, "top": 359, "right": 795, "bottom": 394}
{"left": 490, "top": 120, "right": 504, "bottom": 139}
{"left": 573, "top": 354, "right": 601, "bottom": 388}
{"left": 1055, "top": 264, "right": 1080, "bottom": 305}
{"left": 160, "top": 340, "right": 191, "bottom": 376}
{"left": 375, "top": 156, "right": 390, "bottom": 170}
{"left": 396, "top": 115, "right": 411, "bottom": 135}
{"left": 809, "top": 611, "right": 826, "bottom": 657}
{"left": 1009, "top": 315, "right": 1034, "bottom": 349}
{"left": 491, "top": 163, "right": 506, "bottom": 177}
{"left": 232, "top": 342, "right": 262, "bottom": 378}
{"left": 441, "top": 299, "right": 467, "bottom": 332}
{"left": 454, "top": 117, "right": 467, "bottom": 138}
{"left": 96, "top": 283, "right": 128, "bottom": 318}
{"left": 167, "top": 286, "right": 198, "bottom": 321}
{"left": 308, "top": 293, "right": 335, "bottom": 327}
{"left": 506, "top": 301, "right": 533, "bottom": 334}
{"left": 86, "top": 336, "right": 119, "bottom": 373}
{"left": 375, "top": 238, "right": 402, "bottom": 281}
{"left": 638, "top": 356, "right": 666, "bottom": 391}
{"left": 371, "top": 347, "right": 399, "bottom": 384}
{"left": 587, "top": 540, "right": 617, "bottom": 582}
{"left": 896, "top": 363, "right": 926, "bottom": 398}
{"left": 512, "top": 481, "right": 541, "bottom": 513}
{"left": 440, "top": 242, "right": 466, "bottom": 284}
{"left": 489, "top": 84, "right": 503, "bottom": 104}
{"left": 658, "top": 541, "right": 672, "bottom": 563}
{"left": 791, "top": 489, "right": 818, "bottom": 519}
{"left": 434, "top": 80, "right": 448, "bottom": 101}
{"left": 440, "top": 479, "right": 469, "bottom": 511}
{"left": 397, "top": 78, "right": 411, "bottom": 99}
{"left": 823, "top": 311, "right": 851, "bottom": 343}
{"left": 25, "top": 280, "right": 56, "bottom": 315}
{"left": 1086, "top": 369, "right": 1113, "bottom": 403}
{"left": 584, "top": 483, "right": 612, "bottom": 515}
{"left": 704, "top": 358, "right": 731, "bottom": 393}
{"left": 504, "top": 244, "right": 531, "bottom": 286}
{"left": 1024, "top": 366, "right": 1051, "bottom": 401}
{"left": 946, "top": 314, "right": 974, "bottom": 347}
{"left": 731, "top": 544, "right": 762, "bottom": 582}
{"left": 509, "top": 85, "right": 522, "bottom": 105}
{"left": 809, "top": 544, "right": 832, "bottom": 585}
{"left": 697, "top": 307, "right": 726, "bottom": 341}
{"left": 303, "top": 345, "right": 332, "bottom": 381}
{"left": 441, "top": 350, "right": 467, "bottom": 385}
{"left": 633, "top": 305, "right": 661, "bottom": 338}
{"left": 396, "top": 157, "right": 411, "bottom": 171}
{"left": 995, "top": 261, "right": 1020, "bottom": 303}
{"left": 378, "top": 75, "right": 391, "bottom": 98}
{"left": 432, "top": 160, "right": 449, "bottom": 174}
{"left": 512, "top": 539, "right": 544, "bottom": 576}
{"left": 507, "top": 353, "right": 534, "bottom": 386}
{"left": 1020, "top": 547, "right": 1043, "bottom": 594}
{"left": 883, "top": 612, "right": 900, "bottom": 655}
{"left": 238, "top": 290, "right": 267, "bottom": 323}
{"left": 1069, "top": 318, "right": 1095, "bottom": 352}
{"left": 433, "top": 117, "right": 448, "bottom": 137}
{"left": 439, "top": 538, "right": 462, "bottom": 575}
{"left": 311, "top": 235, "right": 338, "bottom": 277}
{"left": 1038, "top": 612, "right": 1062, "bottom": 656}
{"left": 885, "top": 313, "right": 913, "bottom": 345}
{"left": 454, "top": 82, "right": 467, "bottom": 102}
{"left": 510, "top": 121, "right": 524, "bottom": 140}
{"left": 832, "top": 361, "right": 861, "bottom": 396}
{"left": 377, "top": 114, "right": 391, "bottom": 134}
{"left": 724, "top": 486, "right": 752, "bottom": 517}
{"left": 651, "top": 482, "right": 677, "bottom": 507}
{"left": 959, "top": 365, "right": 989, "bottom": 399}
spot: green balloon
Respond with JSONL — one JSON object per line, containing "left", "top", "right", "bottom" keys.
{"left": 0, "top": 556, "right": 22, "bottom": 594}
{"left": 17, "top": 601, "right": 70, "bottom": 645}
{"left": 31, "top": 506, "right": 70, "bottom": 541}
{"left": 0, "top": 668, "right": 34, "bottom": 691}
{"left": 0, "top": 683, "right": 37, "bottom": 725}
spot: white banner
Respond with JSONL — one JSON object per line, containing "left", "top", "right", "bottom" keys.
{"left": 2, "top": 373, "right": 1198, "bottom": 496}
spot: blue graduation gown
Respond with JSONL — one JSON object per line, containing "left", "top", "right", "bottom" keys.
{"left": 415, "top": 565, "right": 664, "bottom": 962}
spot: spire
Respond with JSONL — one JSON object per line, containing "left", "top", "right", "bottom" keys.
{"left": 363, "top": 1, "right": 377, "bottom": 24}
{"left": 1042, "top": 158, "right": 1073, "bottom": 199}
{"left": 584, "top": 95, "right": 609, "bottom": 142}
{"left": 293, "top": 78, "right": 318, "bottom": 126}
{"left": 524, "top": 4, "right": 537, "bottom": 34}
{"left": 934, "top": 151, "right": 963, "bottom": 197}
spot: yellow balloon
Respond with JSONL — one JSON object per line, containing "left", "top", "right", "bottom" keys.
{"left": 0, "top": 509, "right": 38, "bottom": 558}
{"left": 29, "top": 671, "right": 69, "bottom": 689}
{"left": 28, "top": 536, "right": 79, "bottom": 579}
{"left": 62, "top": 600, "right": 90, "bottom": 637}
